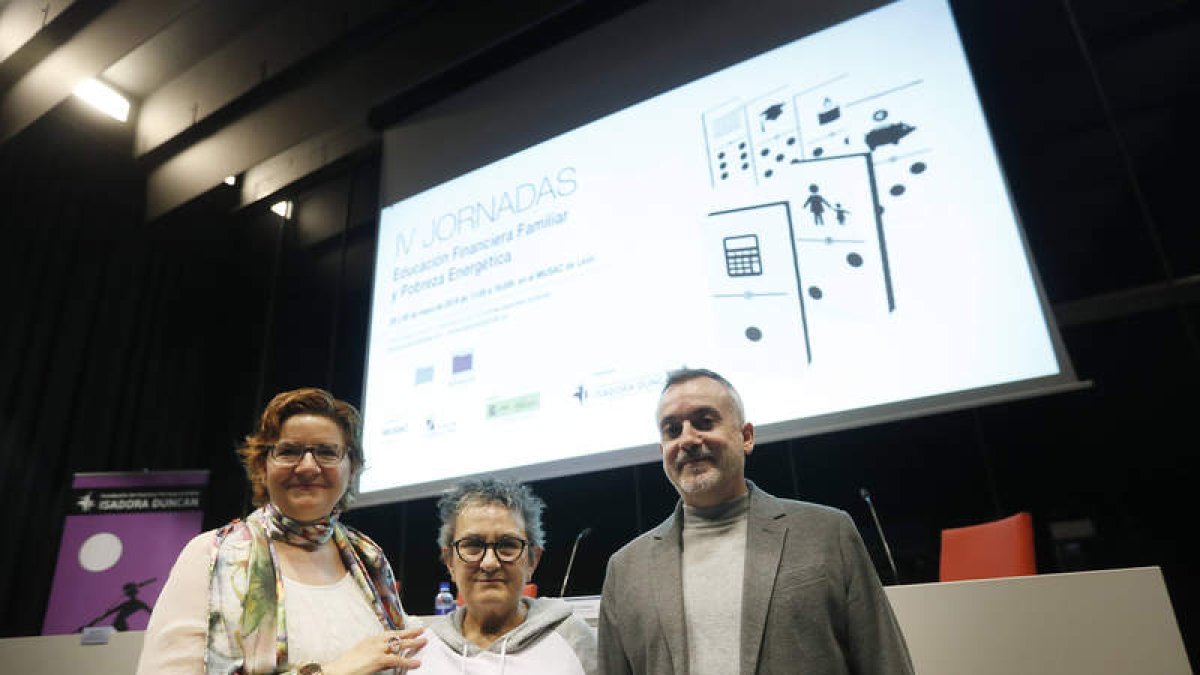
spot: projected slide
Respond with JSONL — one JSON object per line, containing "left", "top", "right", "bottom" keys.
{"left": 360, "top": 0, "right": 1069, "bottom": 501}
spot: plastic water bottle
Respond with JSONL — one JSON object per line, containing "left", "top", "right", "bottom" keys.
{"left": 433, "top": 582, "right": 456, "bottom": 615}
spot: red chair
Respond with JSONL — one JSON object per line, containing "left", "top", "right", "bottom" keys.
{"left": 939, "top": 512, "right": 1036, "bottom": 582}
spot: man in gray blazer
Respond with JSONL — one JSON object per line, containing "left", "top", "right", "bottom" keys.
{"left": 598, "top": 368, "right": 913, "bottom": 675}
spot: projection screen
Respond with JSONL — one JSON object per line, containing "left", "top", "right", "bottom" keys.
{"left": 358, "top": 0, "right": 1080, "bottom": 506}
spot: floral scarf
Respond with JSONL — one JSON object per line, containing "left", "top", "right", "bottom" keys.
{"left": 205, "top": 505, "right": 407, "bottom": 674}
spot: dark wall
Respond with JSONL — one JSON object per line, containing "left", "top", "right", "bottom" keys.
{"left": 1, "top": 0, "right": 1196, "bottom": 668}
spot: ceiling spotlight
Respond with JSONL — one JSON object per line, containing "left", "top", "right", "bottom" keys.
{"left": 270, "top": 200, "right": 293, "bottom": 219}
{"left": 72, "top": 78, "right": 130, "bottom": 122}
{"left": 224, "top": 175, "right": 237, "bottom": 186}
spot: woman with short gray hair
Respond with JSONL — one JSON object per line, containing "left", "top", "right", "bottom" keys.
{"left": 414, "top": 478, "right": 596, "bottom": 674}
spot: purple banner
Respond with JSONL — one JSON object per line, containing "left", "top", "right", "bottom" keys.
{"left": 42, "top": 470, "right": 209, "bottom": 635}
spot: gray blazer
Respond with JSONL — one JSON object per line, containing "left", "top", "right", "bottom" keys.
{"left": 598, "top": 483, "right": 914, "bottom": 675}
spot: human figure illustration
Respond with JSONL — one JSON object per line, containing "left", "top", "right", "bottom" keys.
{"left": 834, "top": 202, "right": 850, "bottom": 225}
{"left": 803, "top": 184, "right": 833, "bottom": 225}
{"left": 77, "top": 579, "right": 154, "bottom": 632}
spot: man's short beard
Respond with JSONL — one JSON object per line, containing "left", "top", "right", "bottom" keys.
{"left": 679, "top": 470, "right": 721, "bottom": 495}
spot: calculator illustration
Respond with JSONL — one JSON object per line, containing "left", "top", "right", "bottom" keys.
{"left": 723, "top": 235, "right": 763, "bottom": 277}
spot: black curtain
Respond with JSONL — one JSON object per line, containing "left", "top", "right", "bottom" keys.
{"left": 0, "top": 102, "right": 267, "bottom": 636}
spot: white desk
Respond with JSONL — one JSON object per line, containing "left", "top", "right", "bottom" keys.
{"left": 0, "top": 629, "right": 145, "bottom": 674}
{"left": 885, "top": 566, "right": 1191, "bottom": 675}
{"left": 1, "top": 567, "right": 1190, "bottom": 674}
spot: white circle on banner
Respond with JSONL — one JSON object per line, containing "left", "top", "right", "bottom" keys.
{"left": 79, "top": 532, "right": 123, "bottom": 572}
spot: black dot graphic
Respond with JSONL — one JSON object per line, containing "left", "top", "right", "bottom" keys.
{"left": 847, "top": 253, "right": 863, "bottom": 267}
{"left": 808, "top": 287, "right": 824, "bottom": 300}
{"left": 787, "top": 137, "right": 796, "bottom": 145}
{"left": 738, "top": 142, "right": 746, "bottom": 149}
{"left": 745, "top": 327, "right": 763, "bottom": 341}
{"left": 761, "top": 148, "right": 770, "bottom": 156}
{"left": 718, "top": 151, "right": 726, "bottom": 159}
{"left": 911, "top": 161, "right": 927, "bottom": 174}
{"left": 741, "top": 163, "right": 749, "bottom": 170}
{"left": 890, "top": 184, "right": 906, "bottom": 196}
{"left": 776, "top": 153, "right": 785, "bottom": 162}
{"left": 764, "top": 169, "right": 774, "bottom": 178}
{"left": 813, "top": 147, "right": 824, "bottom": 157}
{"left": 720, "top": 172, "right": 729, "bottom": 180}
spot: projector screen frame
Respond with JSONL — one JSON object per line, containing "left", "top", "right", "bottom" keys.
{"left": 355, "top": 0, "right": 1080, "bottom": 508}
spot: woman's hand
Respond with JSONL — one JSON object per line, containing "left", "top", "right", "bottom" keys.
{"left": 320, "top": 627, "right": 426, "bottom": 675}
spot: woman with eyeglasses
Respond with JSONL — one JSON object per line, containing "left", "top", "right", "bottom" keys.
{"left": 137, "top": 388, "right": 425, "bottom": 675}
{"left": 414, "top": 479, "right": 596, "bottom": 674}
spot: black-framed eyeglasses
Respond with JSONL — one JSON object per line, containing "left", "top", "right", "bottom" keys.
{"left": 451, "top": 536, "right": 529, "bottom": 563}
{"left": 267, "top": 442, "right": 346, "bottom": 467}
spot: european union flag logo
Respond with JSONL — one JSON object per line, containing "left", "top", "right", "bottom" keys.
{"left": 452, "top": 353, "right": 473, "bottom": 374}
{"left": 415, "top": 366, "right": 434, "bottom": 384}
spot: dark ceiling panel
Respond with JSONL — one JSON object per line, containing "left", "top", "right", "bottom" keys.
{"left": 0, "top": 0, "right": 80, "bottom": 63}
{"left": 0, "top": 0, "right": 200, "bottom": 142}
{"left": 129, "top": 0, "right": 407, "bottom": 158}
{"left": 144, "top": 0, "right": 582, "bottom": 220}
{"left": 102, "top": 0, "right": 285, "bottom": 99}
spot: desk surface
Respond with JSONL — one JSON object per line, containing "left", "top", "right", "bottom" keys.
{"left": 885, "top": 566, "right": 1191, "bottom": 675}
{"left": 1, "top": 566, "right": 1191, "bottom": 674}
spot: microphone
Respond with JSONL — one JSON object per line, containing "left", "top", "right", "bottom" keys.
{"left": 859, "top": 488, "right": 900, "bottom": 584}
{"left": 559, "top": 527, "right": 592, "bottom": 597}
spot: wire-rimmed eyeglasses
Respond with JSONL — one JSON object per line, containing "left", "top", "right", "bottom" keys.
{"left": 267, "top": 442, "right": 346, "bottom": 466}
{"left": 450, "top": 536, "right": 529, "bottom": 563}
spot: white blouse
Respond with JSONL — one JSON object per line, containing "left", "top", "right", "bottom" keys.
{"left": 137, "top": 530, "right": 388, "bottom": 674}
{"left": 283, "top": 572, "right": 385, "bottom": 666}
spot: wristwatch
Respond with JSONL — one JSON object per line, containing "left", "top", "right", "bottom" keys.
{"left": 297, "top": 663, "right": 324, "bottom": 675}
